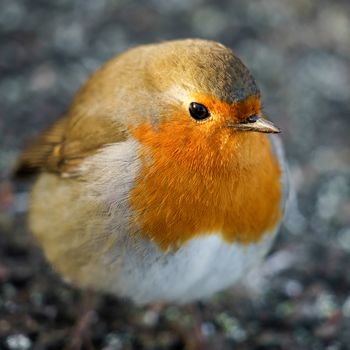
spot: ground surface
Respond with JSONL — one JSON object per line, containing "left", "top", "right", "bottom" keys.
{"left": 1, "top": 0, "right": 350, "bottom": 349}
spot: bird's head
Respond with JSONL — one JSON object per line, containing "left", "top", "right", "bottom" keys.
{"left": 109, "top": 39, "right": 280, "bottom": 170}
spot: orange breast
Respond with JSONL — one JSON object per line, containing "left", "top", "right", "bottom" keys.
{"left": 129, "top": 100, "right": 282, "bottom": 251}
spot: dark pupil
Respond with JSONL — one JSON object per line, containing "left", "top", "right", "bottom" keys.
{"left": 189, "top": 102, "right": 209, "bottom": 120}
{"left": 247, "top": 115, "right": 259, "bottom": 123}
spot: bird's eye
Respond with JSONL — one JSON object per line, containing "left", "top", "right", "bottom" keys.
{"left": 246, "top": 115, "right": 259, "bottom": 123}
{"left": 189, "top": 102, "right": 210, "bottom": 121}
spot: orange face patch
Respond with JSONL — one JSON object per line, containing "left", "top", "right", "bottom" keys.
{"left": 190, "top": 93, "right": 262, "bottom": 124}
{"left": 129, "top": 95, "right": 282, "bottom": 251}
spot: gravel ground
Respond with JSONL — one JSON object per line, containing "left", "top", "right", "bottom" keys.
{"left": 1, "top": 0, "right": 350, "bottom": 349}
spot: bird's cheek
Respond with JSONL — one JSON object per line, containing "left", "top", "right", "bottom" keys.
{"left": 209, "top": 124, "right": 233, "bottom": 146}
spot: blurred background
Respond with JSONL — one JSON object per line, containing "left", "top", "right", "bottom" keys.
{"left": 1, "top": 0, "right": 350, "bottom": 349}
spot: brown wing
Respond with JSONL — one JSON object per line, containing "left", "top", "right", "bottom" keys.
{"left": 13, "top": 52, "right": 132, "bottom": 179}
{"left": 14, "top": 112, "right": 128, "bottom": 178}
{"left": 14, "top": 117, "right": 68, "bottom": 177}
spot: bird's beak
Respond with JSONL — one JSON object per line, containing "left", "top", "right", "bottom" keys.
{"left": 227, "top": 115, "right": 280, "bottom": 134}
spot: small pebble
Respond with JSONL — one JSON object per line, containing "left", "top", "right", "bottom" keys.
{"left": 102, "top": 333, "right": 123, "bottom": 350}
{"left": 285, "top": 279, "right": 303, "bottom": 298}
{"left": 6, "top": 334, "right": 31, "bottom": 350}
{"left": 314, "top": 293, "right": 338, "bottom": 319}
{"left": 201, "top": 321, "right": 216, "bottom": 337}
{"left": 142, "top": 309, "right": 159, "bottom": 326}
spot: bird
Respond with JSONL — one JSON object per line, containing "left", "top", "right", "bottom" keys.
{"left": 15, "top": 39, "right": 288, "bottom": 305}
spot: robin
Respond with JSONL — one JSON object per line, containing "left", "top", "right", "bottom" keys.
{"left": 15, "top": 39, "right": 288, "bottom": 305}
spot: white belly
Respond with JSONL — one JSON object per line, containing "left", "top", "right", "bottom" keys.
{"left": 102, "top": 230, "right": 277, "bottom": 304}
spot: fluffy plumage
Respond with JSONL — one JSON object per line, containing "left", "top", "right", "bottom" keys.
{"left": 16, "top": 39, "right": 288, "bottom": 303}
